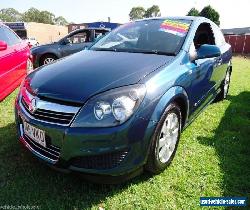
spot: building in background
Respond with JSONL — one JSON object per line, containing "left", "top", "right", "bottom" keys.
{"left": 4, "top": 22, "right": 68, "bottom": 44}
{"left": 68, "top": 21, "right": 120, "bottom": 33}
{"left": 223, "top": 27, "right": 250, "bottom": 54}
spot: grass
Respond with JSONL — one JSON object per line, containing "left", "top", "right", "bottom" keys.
{"left": 0, "top": 56, "right": 249, "bottom": 210}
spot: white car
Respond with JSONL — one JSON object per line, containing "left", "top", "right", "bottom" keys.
{"left": 26, "top": 37, "right": 39, "bottom": 47}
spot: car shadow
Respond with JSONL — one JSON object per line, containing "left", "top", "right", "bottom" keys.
{"left": 197, "top": 92, "right": 250, "bottom": 197}
{"left": 0, "top": 122, "right": 151, "bottom": 209}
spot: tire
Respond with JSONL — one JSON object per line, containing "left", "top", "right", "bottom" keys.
{"left": 145, "top": 103, "right": 182, "bottom": 174}
{"left": 40, "top": 54, "right": 57, "bottom": 66}
{"left": 215, "top": 68, "right": 231, "bottom": 102}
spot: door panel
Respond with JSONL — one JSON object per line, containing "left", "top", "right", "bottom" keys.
{"left": 187, "top": 58, "right": 216, "bottom": 115}
{"left": 0, "top": 26, "right": 28, "bottom": 101}
{"left": 187, "top": 22, "right": 220, "bottom": 119}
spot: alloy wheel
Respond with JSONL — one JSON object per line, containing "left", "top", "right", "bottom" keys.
{"left": 224, "top": 71, "right": 230, "bottom": 98}
{"left": 157, "top": 112, "right": 179, "bottom": 163}
{"left": 44, "top": 57, "right": 55, "bottom": 65}
{"left": 27, "top": 58, "right": 33, "bottom": 74}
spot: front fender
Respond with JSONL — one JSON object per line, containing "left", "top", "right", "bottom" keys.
{"left": 149, "top": 86, "right": 189, "bottom": 125}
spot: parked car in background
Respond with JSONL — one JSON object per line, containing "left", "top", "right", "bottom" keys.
{"left": 0, "top": 23, "right": 33, "bottom": 102}
{"left": 15, "top": 17, "right": 232, "bottom": 182}
{"left": 31, "top": 28, "right": 109, "bottom": 68}
{"left": 26, "top": 37, "right": 39, "bottom": 48}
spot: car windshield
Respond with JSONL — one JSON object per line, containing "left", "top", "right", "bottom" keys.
{"left": 90, "top": 19, "right": 192, "bottom": 55}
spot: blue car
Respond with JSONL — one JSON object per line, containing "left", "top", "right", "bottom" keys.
{"left": 15, "top": 16, "right": 232, "bottom": 182}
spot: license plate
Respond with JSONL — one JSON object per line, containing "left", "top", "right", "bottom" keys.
{"left": 23, "top": 121, "right": 46, "bottom": 147}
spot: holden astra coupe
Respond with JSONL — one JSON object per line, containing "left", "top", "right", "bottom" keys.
{"left": 15, "top": 17, "right": 232, "bottom": 181}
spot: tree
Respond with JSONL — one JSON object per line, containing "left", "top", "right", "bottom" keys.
{"left": 187, "top": 8, "right": 199, "bottom": 16}
{"left": 200, "top": 5, "right": 220, "bottom": 26}
{"left": 22, "top": 8, "right": 58, "bottom": 25}
{"left": 0, "top": 7, "right": 69, "bottom": 25}
{"left": 129, "top": 7, "right": 146, "bottom": 20}
{"left": 39, "top": 10, "right": 55, "bottom": 25}
{"left": 55, "top": 16, "right": 68, "bottom": 26}
{"left": 0, "top": 8, "right": 22, "bottom": 22}
{"left": 22, "top": 7, "right": 42, "bottom": 22}
{"left": 144, "top": 5, "right": 161, "bottom": 18}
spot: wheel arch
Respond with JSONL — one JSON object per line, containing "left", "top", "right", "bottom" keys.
{"left": 149, "top": 86, "right": 190, "bottom": 129}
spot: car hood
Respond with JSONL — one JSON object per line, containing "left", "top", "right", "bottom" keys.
{"left": 29, "top": 50, "right": 174, "bottom": 104}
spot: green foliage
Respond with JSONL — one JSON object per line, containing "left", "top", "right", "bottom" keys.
{"left": 0, "top": 8, "right": 22, "bottom": 22}
{"left": 22, "top": 8, "right": 55, "bottom": 25}
{"left": 55, "top": 16, "right": 68, "bottom": 26}
{"left": 0, "top": 7, "right": 68, "bottom": 25}
{"left": 129, "top": 5, "right": 161, "bottom": 20}
{"left": 200, "top": 5, "right": 220, "bottom": 26}
{"left": 0, "top": 57, "right": 249, "bottom": 209}
{"left": 129, "top": 7, "right": 146, "bottom": 20}
{"left": 187, "top": 7, "right": 200, "bottom": 16}
{"left": 186, "top": 5, "right": 220, "bottom": 26}
{"left": 144, "top": 5, "right": 161, "bottom": 18}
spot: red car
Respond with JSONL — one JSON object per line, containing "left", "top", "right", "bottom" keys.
{"left": 0, "top": 23, "right": 33, "bottom": 101}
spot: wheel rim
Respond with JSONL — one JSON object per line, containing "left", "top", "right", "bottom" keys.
{"left": 27, "top": 58, "right": 33, "bottom": 74}
{"left": 224, "top": 71, "right": 230, "bottom": 98}
{"left": 157, "top": 112, "right": 179, "bottom": 163}
{"left": 44, "top": 57, "right": 55, "bottom": 65}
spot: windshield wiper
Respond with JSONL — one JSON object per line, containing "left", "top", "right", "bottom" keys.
{"left": 91, "top": 48, "right": 117, "bottom": 52}
{"left": 91, "top": 48, "right": 176, "bottom": 56}
{"left": 138, "top": 50, "right": 176, "bottom": 56}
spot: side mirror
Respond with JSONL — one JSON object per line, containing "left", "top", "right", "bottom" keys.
{"left": 196, "top": 44, "right": 221, "bottom": 60}
{"left": 0, "top": 40, "right": 7, "bottom": 51}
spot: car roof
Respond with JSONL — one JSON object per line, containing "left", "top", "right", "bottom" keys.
{"left": 70, "top": 27, "right": 110, "bottom": 33}
{"left": 135, "top": 16, "right": 210, "bottom": 23}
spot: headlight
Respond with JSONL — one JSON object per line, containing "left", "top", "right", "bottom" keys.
{"left": 71, "top": 84, "right": 146, "bottom": 127}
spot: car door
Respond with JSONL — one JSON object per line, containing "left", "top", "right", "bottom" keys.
{"left": 61, "top": 30, "right": 92, "bottom": 57}
{"left": 0, "top": 26, "right": 27, "bottom": 101}
{"left": 211, "top": 24, "right": 231, "bottom": 87}
{"left": 187, "top": 22, "right": 220, "bottom": 117}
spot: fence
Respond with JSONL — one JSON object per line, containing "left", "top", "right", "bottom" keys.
{"left": 225, "top": 35, "right": 250, "bottom": 54}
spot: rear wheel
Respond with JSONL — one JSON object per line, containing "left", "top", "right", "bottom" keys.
{"left": 40, "top": 54, "right": 57, "bottom": 66}
{"left": 215, "top": 68, "right": 231, "bottom": 101}
{"left": 146, "top": 103, "right": 181, "bottom": 174}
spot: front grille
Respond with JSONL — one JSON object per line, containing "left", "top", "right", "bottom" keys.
{"left": 70, "top": 149, "right": 129, "bottom": 170}
{"left": 23, "top": 133, "right": 61, "bottom": 162}
{"left": 21, "top": 97, "right": 76, "bottom": 125}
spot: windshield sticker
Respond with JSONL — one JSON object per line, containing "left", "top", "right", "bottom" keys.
{"left": 160, "top": 19, "right": 190, "bottom": 37}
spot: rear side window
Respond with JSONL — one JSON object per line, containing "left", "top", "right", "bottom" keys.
{"left": 212, "top": 24, "right": 225, "bottom": 46}
{"left": 2, "top": 26, "right": 21, "bottom": 46}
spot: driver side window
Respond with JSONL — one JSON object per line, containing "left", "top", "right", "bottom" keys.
{"left": 68, "top": 31, "right": 91, "bottom": 44}
{"left": 193, "top": 23, "right": 215, "bottom": 49}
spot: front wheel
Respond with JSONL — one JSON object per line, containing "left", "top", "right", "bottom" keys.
{"left": 146, "top": 103, "right": 182, "bottom": 174}
{"left": 40, "top": 54, "right": 57, "bottom": 66}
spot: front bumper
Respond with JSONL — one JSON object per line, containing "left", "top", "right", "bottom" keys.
{"left": 15, "top": 95, "right": 157, "bottom": 177}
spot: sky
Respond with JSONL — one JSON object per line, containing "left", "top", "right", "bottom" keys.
{"left": 0, "top": 0, "right": 249, "bottom": 29}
